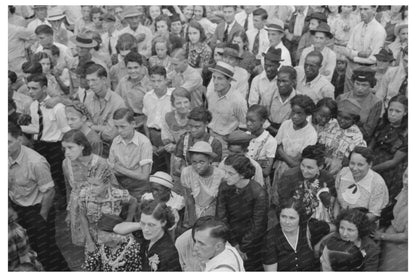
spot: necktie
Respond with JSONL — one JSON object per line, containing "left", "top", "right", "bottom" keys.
{"left": 252, "top": 30, "right": 260, "bottom": 55}
{"left": 223, "top": 24, "right": 229, "bottom": 42}
{"left": 108, "top": 35, "right": 112, "bottom": 55}
{"left": 244, "top": 14, "right": 249, "bottom": 31}
{"left": 399, "top": 75, "right": 408, "bottom": 96}
{"left": 37, "top": 102, "right": 43, "bottom": 141}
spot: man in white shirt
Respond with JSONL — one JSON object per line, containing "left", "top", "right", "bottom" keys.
{"left": 27, "top": 5, "right": 51, "bottom": 33}
{"left": 235, "top": 6, "right": 258, "bottom": 31}
{"left": 193, "top": 216, "right": 245, "bottom": 272}
{"left": 246, "top": 8, "right": 269, "bottom": 61}
{"left": 263, "top": 18, "right": 292, "bottom": 67}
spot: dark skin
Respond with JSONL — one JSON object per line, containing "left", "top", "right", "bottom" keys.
{"left": 304, "top": 55, "right": 322, "bottom": 82}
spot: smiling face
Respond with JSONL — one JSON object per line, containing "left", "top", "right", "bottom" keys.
{"left": 300, "top": 158, "right": 321, "bottom": 180}
{"left": 193, "top": 6, "right": 204, "bottom": 21}
{"left": 149, "top": 6, "right": 161, "bottom": 20}
{"left": 339, "top": 220, "right": 359, "bottom": 243}
{"left": 280, "top": 208, "right": 300, "bottom": 233}
{"left": 126, "top": 61, "right": 144, "bottom": 80}
{"left": 183, "top": 6, "right": 194, "bottom": 20}
{"left": 173, "top": 95, "right": 191, "bottom": 115}
{"left": 349, "top": 152, "right": 371, "bottom": 181}
{"left": 140, "top": 213, "right": 165, "bottom": 241}
{"left": 212, "top": 72, "right": 231, "bottom": 94}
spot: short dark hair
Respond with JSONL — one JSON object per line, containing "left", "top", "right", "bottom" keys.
{"left": 187, "top": 107, "right": 212, "bottom": 123}
{"left": 8, "top": 70, "right": 17, "bottom": 84}
{"left": 149, "top": 65, "right": 167, "bottom": 78}
{"left": 316, "top": 97, "right": 338, "bottom": 119}
{"left": 124, "top": 51, "right": 143, "bottom": 66}
{"left": 113, "top": 108, "right": 135, "bottom": 123}
{"left": 85, "top": 63, "right": 107, "bottom": 78}
{"left": 253, "top": 8, "right": 268, "bottom": 20}
{"left": 192, "top": 215, "right": 230, "bottom": 243}
{"left": 27, "top": 74, "right": 48, "bottom": 87}
{"left": 116, "top": 33, "right": 138, "bottom": 54}
{"left": 302, "top": 144, "right": 326, "bottom": 167}
{"left": 22, "top": 62, "right": 43, "bottom": 75}
{"left": 35, "top": 24, "right": 53, "bottom": 35}
{"left": 187, "top": 20, "right": 207, "bottom": 43}
{"left": 8, "top": 121, "right": 22, "bottom": 138}
{"left": 50, "top": 44, "right": 60, "bottom": 56}
{"left": 224, "top": 153, "right": 255, "bottom": 179}
{"left": 351, "top": 72, "right": 377, "bottom": 88}
{"left": 32, "top": 52, "right": 53, "bottom": 69}
{"left": 335, "top": 208, "right": 372, "bottom": 238}
{"left": 140, "top": 199, "right": 176, "bottom": 231}
{"left": 277, "top": 198, "right": 307, "bottom": 225}
{"left": 382, "top": 95, "right": 408, "bottom": 130}
{"left": 349, "top": 146, "right": 374, "bottom": 165}
{"left": 290, "top": 95, "right": 316, "bottom": 115}
{"left": 171, "top": 87, "right": 191, "bottom": 105}
{"left": 306, "top": 50, "right": 324, "bottom": 66}
{"left": 155, "top": 14, "right": 171, "bottom": 31}
{"left": 278, "top": 66, "right": 297, "bottom": 81}
{"left": 247, "top": 104, "right": 268, "bottom": 121}
{"left": 231, "top": 30, "right": 249, "bottom": 51}
{"left": 62, "top": 129, "right": 92, "bottom": 156}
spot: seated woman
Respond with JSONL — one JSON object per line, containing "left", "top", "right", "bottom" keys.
{"left": 276, "top": 144, "right": 336, "bottom": 224}
{"left": 373, "top": 168, "right": 408, "bottom": 271}
{"left": 114, "top": 200, "right": 182, "bottom": 271}
{"left": 319, "top": 98, "right": 366, "bottom": 175}
{"left": 312, "top": 97, "right": 338, "bottom": 136}
{"left": 320, "top": 208, "right": 380, "bottom": 271}
{"left": 181, "top": 141, "right": 224, "bottom": 228}
{"left": 334, "top": 146, "right": 389, "bottom": 223}
{"left": 149, "top": 36, "right": 174, "bottom": 76}
{"left": 216, "top": 154, "right": 268, "bottom": 271}
{"left": 263, "top": 198, "right": 331, "bottom": 271}
{"left": 79, "top": 162, "right": 138, "bottom": 270}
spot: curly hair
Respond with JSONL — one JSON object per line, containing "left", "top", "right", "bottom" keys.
{"left": 335, "top": 208, "right": 372, "bottom": 238}
{"left": 301, "top": 144, "right": 326, "bottom": 167}
{"left": 277, "top": 197, "right": 307, "bottom": 225}
{"left": 187, "top": 107, "right": 212, "bottom": 123}
{"left": 349, "top": 146, "right": 374, "bottom": 165}
{"left": 224, "top": 153, "right": 255, "bottom": 179}
{"left": 140, "top": 199, "right": 176, "bottom": 231}
{"left": 248, "top": 104, "right": 269, "bottom": 121}
{"left": 316, "top": 97, "right": 338, "bottom": 119}
{"left": 290, "top": 94, "right": 316, "bottom": 115}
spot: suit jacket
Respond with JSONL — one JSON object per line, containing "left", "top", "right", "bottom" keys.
{"left": 210, "top": 21, "right": 244, "bottom": 48}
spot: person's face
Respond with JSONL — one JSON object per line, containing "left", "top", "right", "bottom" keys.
{"left": 126, "top": 61, "right": 144, "bottom": 80}
{"left": 35, "top": 7, "right": 47, "bottom": 20}
{"left": 86, "top": 72, "right": 107, "bottom": 95}
{"left": 268, "top": 30, "right": 283, "bottom": 46}
{"left": 353, "top": 80, "right": 371, "bottom": 97}
{"left": 253, "top": 15, "right": 265, "bottom": 30}
{"left": 156, "top": 20, "right": 169, "bottom": 34}
{"left": 140, "top": 213, "right": 165, "bottom": 241}
{"left": 151, "top": 183, "right": 171, "bottom": 202}
{"left": 193, "top": 228, "right": 220, "bottom": 262}
{"left": 190, "top": 153, "right": 211, "bottom": 176}
{"left": 304, "top": 56, "right": 321, "bottom": 80}
{"left": 300, "top": 158, "right": 321, "bottom": 180}
{"left": 314, "top": 106, "right": 332, "bottom": 126}
{"left": 213, "top": 48, "right": 223, "bottom": 62}
{"left": 88, "top": 176, "right": 108, "bottom": 197}
{"left": 222, "top": 55, "right": 238, "bottom": 67}
{"left": 246, "top": 111, "right": 264, "bottom": 134}
{"left": 349, "top": 152, "right": 371, "bottom": 181}
{"left": 193, "top": 6, "right": 204, "bottom": 21}
{"left": 65, "top": 109, "right": 85, "bottom": 130}
{"left": 115, "top": 7, "right": 123, "bottom": 20}
{"left": 62, "top": 141, "right": 84, "bottom": 161}
{"left": 103, "top": 21, "right": 116, "bottom": 33}
{"left": 313, "top": 32, "right": 327, "bottom": 49}
{"left": 387, "top": 101, "right": 406, "bottom": 126}
{"left": 399, "top": 27, "right": 408, "bottom": 43}
{"left": 149, "top": 6, "right": 161, "bottom": 19}
{"left": 76, "top": 46, "right": 91, "bottom": 58}
{"left": 183, "top": 6, "right": 194, "bottom": 20}
{"left": 212, "top": 72, "right": 230, "bottom": 93}
{"left": 155, "top": 42, "right": 168, "bottom": 59}
{"left": 81, "top": 6, "right": 92, "bottom": 20}
{"left": 341, "top": 6, "right": 353, "bottom": 14}
{"left": 223, "top": 164, "right": 243, "bottom": 186}
{"left": 223, "top": 7, "right": 236, "bottom": 24}
{"left": 228, "top": 145, "right": 244, "bottom": 155}
{"left": 126, "top": 15, "right": 141, "bottom": 30}
{"left": 188, "top": 119, "right": 206, "bottom": 138}
{"left": 309, "top": 19, "right": 320, "bottom": 30}
{"left": 390, "top": 5, "right": 402, "bottom": 14}
{"left": 337, "top": 111, "right": 355, "bottom": 129}
{"left": 359, "top": 6, "right": 375, "bottom": 23}
{"left": 336, "top": 60, "right": 348, "bottom": 72}
{"left": 37, "top": 33, "right": 53, "bottom": 49}
{"left": 113, "top": 117, "right": 135, "bottom": 139}
{"left": 27, "top": 81, "right": 46, "bottom": 101}
{"left": 231, "top": 36, "right": 244, "bottom": 53}
{"left": 92, "top": 13, "right": 103, "bottom": 28}
{"left": 171, "top": 21, "right": 182, "bottom": 34}
{"left": 39, "top": 57, "right": 51, "bottom": 74}
{"left": 328, "top": 5, "right": 339, "bottom": 13}
{"left": 339, "top": 220, "right": 359, "bottom": 243}
{"left": 173, "top": 96, "right": 191, "bottom": 115}
{"left": 188, "top": 26, "right": 201, "bottom": 44}
{"left": 264, "top": 59, "right": 279, "bottom": 80}
{"left": 280, "top": 208, "right": 300, "bottom": 233}
{"left": 277, "top": 72, "right": 294, "bottom": 95}
{"left": 291, "top": 105, "right": 308, "bottom": 127}
{"left": 8, "top": 133, "right": 21, "bottom": 158}
{"left": 150, "top": 74, "right": 167, "bottom": 93}
{"left": 171, "top": 57, "right": 187, "bottom": 73}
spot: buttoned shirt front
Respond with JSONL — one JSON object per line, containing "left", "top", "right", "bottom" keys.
{"left": 299, "top": 46, "right": 337, "bottom": 81}
{"left": 248, "top": 71, "right": 278, "bottom": 107}
{"left": 296, "top": 66, "right": 335, "bottom": 103}
{"left": 269, "top": 89, "right": 297, "bottom": 124}
{"left": 142, "top": 88, "right": 174, "bottom": 130}
{"left": 115, "top": 25, "right": 153, "bottom": 58}
{"left": 115, "top": 75, "right": 152, "bottom": 114}
{"left": 9, "top": 146, "right": 54, "bottom": 207}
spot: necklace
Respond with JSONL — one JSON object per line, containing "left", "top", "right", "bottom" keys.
{"left": 100, "top": 236, "right": 133, "bottom": 271}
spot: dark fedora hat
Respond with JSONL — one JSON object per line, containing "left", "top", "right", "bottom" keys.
{"left": 374, "top": 48, "right": 395, "bottom": 62}
{"left": 352, "top": 66, "right": 376, "bottom": 83}
{"left": 307, "top": 12, "right": 328, "bottom": 23}
{"left": 310, "top": 22, "right": 333, "bottom": 39}
{"left": 262, "top": 47, "right": 283, "bottom": 62}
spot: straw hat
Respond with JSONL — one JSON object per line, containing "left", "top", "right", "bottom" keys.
{"left": 70, "top": 33, "right": 98, "bottom": 48}
{"left": 208, "top": 61, "right": 235, "bottom": 80}
{"left": 149, "top": 171, "right": 174, "bottom": 189}
{"left": 188, "top": 141, "right": 217, "bottom": 159}
{"left": 265, "top": 18, "right": 285, "bottom": 33}
{"left": 47, "top": 7, "right": 66, "bottom": 21}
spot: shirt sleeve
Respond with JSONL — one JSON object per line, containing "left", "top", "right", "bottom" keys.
{"left": 55, "top": 105, "right": 71, "bottom": 134}
{"left": 32, "top": 160, "right": 55, "bottom": 192}
{"left": 368, "top": 177, "right": 389, "bottom": 217}
{"left": 139, "top": 137, "right": 153, "bottom": 166}
{"left": 248, "top": 76, "right": 260, "bottom": 106}
{"left": 265, "top": 136, "right": 278, "bottom": 159}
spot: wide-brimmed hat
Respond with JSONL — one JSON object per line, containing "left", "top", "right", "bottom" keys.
{"left": 188, "top": 141, "right": 217, "bottom": 159}
{"left": 338, "top": 98, "right": 361, "bottom": 117}
{"left": 265, "top": 18, "right": 285, "bottom": 33}
{"left": 310, "top": 22, "right": 333, "bottom": 39}
{"left": 374, "top": 48, "right": 395, "bottom": 62}
{"left": 223, "top": 46, "right": 242, "bottom": 60}
{"left": 102, "top": 13, "right": 116, "bottom": 22}
{"left": 208, "top": 61, "right": 235, "bottom": 80}
{"left": 70, "top": 33, "right": 98, "bottom": 48}
{"left": 262, "top": 47, "right": 283, "bottom": 62}
{"left": 47, "top": 7, "right": 66, "bottom": 21}
{"left": 32, "top": 5, "right": 47, "bottom": 10}
{"left": 306, "top": 12, "right": 328, "bottom": 23}
{"left": 394, "top": 23, "right": 408, "bottom": 38}
{"left": 122, "top": 7, "right": 144, "bottom": 19}
{"left": 149, "top": 171, "right": 174, "bottom": 189}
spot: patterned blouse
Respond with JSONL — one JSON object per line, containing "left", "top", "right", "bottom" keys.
{"left": 184, "top": 42, "right": 212, "bottom": 69}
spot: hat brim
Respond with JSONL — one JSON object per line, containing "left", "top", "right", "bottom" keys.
{"left": 149, "top": 176, "right": 174, "bottom": 189}
{"left": 208, "top": 67, "right": 236, "bottom": 81}
{"left": 264, "top": 26, "right": 285, "bottom": 33}
{"left": 310, "top": 29, "right": 333, "bottom": 39}
{"left": 394, "top": 24, "right": 408, "bottom": 37}
{"left": 262, "top": 52, "right": 284, "bottom": 62}
{"left": 122, "top": 12, "right": 143, "bottom": 19}
{"left": 188, "top": 149, "right": 218, "bottom": 159}
{"left": 70, "top": 36, "right": 98, "bottom": 48}
{"left": 48, "top": 15, "right": 66, "bottom": 21}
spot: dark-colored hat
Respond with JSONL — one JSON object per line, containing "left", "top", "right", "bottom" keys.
{"left": 102, "top": 13, "right": 116, "bottom": 22}
{"left": 223, "top": 46, "right": 242, "bottom": 60}
{"left": 70, "top": 33, "right": 98, "bottom": 48}
{"left": 225, "top": 130, "right": 255, "bottom": 145}
{"left": 262, "top": 47, "right": 283, "bottom": 62}
{"left": 170, "top": 14, "right": 181, "bottom": 23}
{"left": 352, "top": 66, "right": 376, "bottom": 83}
{"left": 338, "top": 98, "right": 361, "bottom": 116}
{"left": 374, "top": 48, "right": 395, "bottom": 62}
{"left": 307, "top": 12, "right": 328, "bottom": 23}
{"left": 326, "top": 235, "right": 364, "bottom": 271}
{"left": 310, "top": 22, "right": 333, "bottom": 39}
{"left": 265, "top": 18, "right": 285, "bottom": 33}
{"left": 208, "top": 61, "right": 235, "bottom": 80}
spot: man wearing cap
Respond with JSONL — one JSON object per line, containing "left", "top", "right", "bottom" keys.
{"left": 47, "top": 7, "right": 74, "bottom": 47}
{"left": 388, "top": 23, "right": 408, "bottom": 65}
{"left": 337, "top": 67, "right": 383, "bottom": 142}
{"left": 115, "top": 6, "right": 153, "bottom": 59}
{"left": 342, "top": 5, "right": 386, "bottom": 93}
{"left": 246, "top": 8, "right": 269, "bottom": 61}
{"left": 373, "top": 48, "right": 395, "bottom": 93}
{"left": 70, "top": 32, "right": 109, "bottom": 72}
{"left": 299, "top": 22, "right": 336, "bottom": 81}
{"left": 264, "top": 18, "right": 292, "bottom": 67}
{"left": 211, "top": 6, "right": 244, "bottom": 48}
{"left": 101, "top": 13, "right": 118, "bottom": 58}
{"left": 248, "top": 47, "right": 281, "bottom": 107}
{"left": 27, "top": 5, "right": 51, "bottom": 33}
{"left": 206, "top": 61, "right": 247, "bottom": 153}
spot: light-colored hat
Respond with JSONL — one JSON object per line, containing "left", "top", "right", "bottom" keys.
{"left": 188, "top": 141, "right": 217, "bottom": 159}
{"left": 149, "top": 171, "right": 174, "bottom": 189}
{"left": 70, "top": 33, "right": 98, "bottom": 48}
{"left": 208, "top": 61, "right": 235, "bottom": 80}
{"left": 122, "top": 7, "right": 144, "bottom": 19}
{"left": 338, "top": 98, "right": 361, "bottom": 117}
{"left": 47, "top": 7, "right": 65, "bottom": 21}
{"left": 394, "top": 23, "right": 408, "bottom": 38}
{"left": 265, "top": 18, "right": 285, "bottom": 33}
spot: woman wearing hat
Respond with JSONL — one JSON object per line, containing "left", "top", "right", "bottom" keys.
{"left": 180, "top": 141, "right": 224, "bottom": 228}
{"left": 318, "top": 98, "right": 367, "bottom": 175}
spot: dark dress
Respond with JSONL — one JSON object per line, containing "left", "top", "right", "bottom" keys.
{"left": 137, "top": 231, "right": 181, "bottom": 272}
{"left": 216, "top": 179, "right": 268, "bottom": 271}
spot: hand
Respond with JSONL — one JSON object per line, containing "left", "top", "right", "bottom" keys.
{"left": 17, "top": 114, "right": 32, "bottom": 126}
{"left": 136, "top": 33, "right": 146, "bottom": 43}
{"left": 372, "top": 230, "right": 383, "bottom": 240}
{"left": 39, "top": 210, "right": 48, "bottom": 221}
{"left": 44, "top": 97, "right": 61, "bottom": 108}
{"left": 164, "top": 143, "right": 176, "bottom": 153}
{"left": 85, "top": 240, "right": 97, "bottom": 253}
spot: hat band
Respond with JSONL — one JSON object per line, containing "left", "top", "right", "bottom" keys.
{"left": 266, "top": 24, "right": 283, "bottom": 31}
{"left": 214, "top": 65, "right": 234, "bottom": 77}
{"left": 76, "top": 36, "right": 93, "bottom": 44}
{"left": 150, "top": 175, "right": 173, "bottom": 186}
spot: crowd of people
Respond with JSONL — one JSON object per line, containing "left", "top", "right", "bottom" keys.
{"left": 8, "top": 4, "right": 408, "bottom": 271}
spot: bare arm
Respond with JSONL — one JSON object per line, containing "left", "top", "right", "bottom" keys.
{"left": 40, "top": 188, "right": 55, "bottom": 221}
{"left": 125, "top": 197, "right": 137, "bottom": 222}
{"left": 263, "top": 263, "right": 277, "bottom": 271}
{"left": 113, "top": 222, "right": 141, "bottom": 235}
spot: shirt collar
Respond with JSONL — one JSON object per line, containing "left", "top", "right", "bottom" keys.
{"left": 345, "top": 168, "right": 374, "bottom": 193}
{"left": 260, "top": 71, "right": 277, "bottom": 82}
{"left": 94, "top": 89, "right": 111, "bottom": 101}
{"left": 115, "top": 131, "right": 141, "bottom": 146}
{"left": 276, "top": 88, "right": 297, "bottom": 103}
{"left": 9, "top": 146, "right": 25, "bottom": 166}
{"left": 303, "top": 73, "right": 322, "bottom": 86}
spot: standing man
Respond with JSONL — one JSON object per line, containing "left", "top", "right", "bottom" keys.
{"left": 211, "top": 6, "right": 244, "bottom": 48}
{"left": 246, "top": 8, "right": 269, "bottom": 61}
{"left": 235, "top": 6, "right": 258, "bottom": 31}
{"left": 264, "top": 18, "right": 292, "bottom": 66}
{"left": 27, "top": 5, "right": 51, "bottom": 33}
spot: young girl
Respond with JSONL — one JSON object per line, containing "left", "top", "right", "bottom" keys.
{"left": 193, "top": 5, "right": 216, "bottom": 41}
{"left": 184, "top": 20, "right": 212, "bottom": 71}
{"left": 146, "top": 5, "right": 162, "bottom": 34}
{"left": 149, "top": 36, "right": 174, "bottom": 75}
{"left": 313, "top": 97, "right": 338, "bottom": 136}
{"left": 90, "top": 7, "right": 106, "bottom": 35}
{"left": 65, "top": 102, "right": 103, "bottom": 156}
